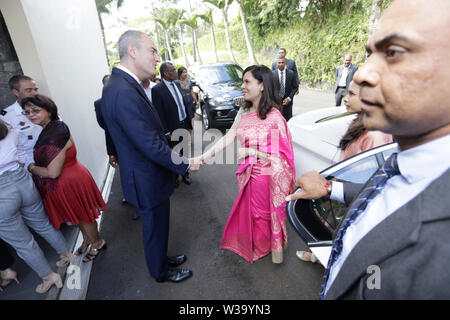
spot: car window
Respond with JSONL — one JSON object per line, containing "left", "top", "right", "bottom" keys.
{"left": 382, "top": 148, "right": 396, "bottom": 160}
{"left": 328, "top": 155, "right": 379, "bottom": 184}
{"left": 198, "top": 65, "right": 243, "bottom": 85}
{"left": 318, "top": 155, "right": 380, "bottom": 228}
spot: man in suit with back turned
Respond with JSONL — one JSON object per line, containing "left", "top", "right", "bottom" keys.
{"left": 273, "top": 55, "right": 298, "bottom": 121}
{"left": 286, "top": 0, "right": 450, "bottom": 299}
{"left": 334, "top": 54, "right": 358, "bottom": 106}
{"left": 100, "top": 30, "right": 201, "bottom": 283}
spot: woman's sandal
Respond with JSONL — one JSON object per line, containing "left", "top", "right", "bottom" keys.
{"left": 82, "top": 242, "right": 107, "bottom": 263}
{"left": 75, "top": 242, "right": 90, "bottom": 256}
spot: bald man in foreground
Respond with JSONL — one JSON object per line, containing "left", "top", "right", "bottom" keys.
{"left": 287, "top": 0, "right": 450, "bottom": 299}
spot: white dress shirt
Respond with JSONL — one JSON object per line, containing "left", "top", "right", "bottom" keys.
{"left": 326, "top": 134, "right": 450, "bottom": 294}
{"left": 278, "top": 68, "right": 286, "bottom": 88}
{"left": 338, "top": 66, "right": 349, "bottom": 87}
{"left": 278, "top": 68, "right": 292, "bottom": 102}
{"left": 0, "top": 100, "right": 42, "bottom": 168}
{"left": 0, "top": 125, "right": 20, "bottom": 175}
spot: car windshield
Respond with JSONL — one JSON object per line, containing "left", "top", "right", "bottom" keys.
{"left": 197, "top": 65, "right": 243, "bottom": 85}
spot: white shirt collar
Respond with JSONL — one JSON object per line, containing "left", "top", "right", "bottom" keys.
{"left": 117, "top": 64, "right": 142, "bottom": 87}
{"left": 397, "top": 134, "right": 450, "bottom": 184}
{"left": 162, "top": 78, "right": 174, "bottom": 87}
{"left": 5, "top": 100, "right": 21, "bottom": 113}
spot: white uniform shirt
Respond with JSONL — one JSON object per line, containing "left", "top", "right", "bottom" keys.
{"left": 0, "top": 100, "right": 42, "bottom": 168}
{"left": 0, "top": 125, "right": 20, "bottom": 175}
{"left": 326, "top": 134, "right": 450, "bottom": 295}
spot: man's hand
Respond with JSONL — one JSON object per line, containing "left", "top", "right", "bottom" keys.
{"left": 109, "top": 155, "right": 118, "bottom": 168}
{"left": 189, "top": 157, "right": 203, "bottom": 171}
{"left": 285, "top": 171, "right": 327, "bottom": 202}
{"left": 282, "top": 98, "right": 290, "bottom": 106}
{"left": 237, "top": 148, "right": 250, "bottom": 160}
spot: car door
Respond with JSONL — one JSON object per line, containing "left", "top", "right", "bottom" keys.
{"left": 286, "top": 142, "right": 398, "bottom": 265}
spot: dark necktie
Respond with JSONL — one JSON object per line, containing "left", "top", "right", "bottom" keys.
{"left": 319, "top": 153, "right": 400, "bottom": 299}
{"left": 171, "top": 82, "right": 186, "bottom": 121}
{"left": 279, "top": 71, "right": 285, "bottom": 98}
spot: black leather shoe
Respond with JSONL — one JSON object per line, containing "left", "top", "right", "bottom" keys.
{"left": 155, "top": 268, "right": 192, "bottom": 283}
{"left": 182, "top": 172, "right": 191, "bottom": 185}
{"left": 168, "top": 254, "right": 187, "bottom": 267}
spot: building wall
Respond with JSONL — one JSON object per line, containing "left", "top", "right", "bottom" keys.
{"left": 0, "top": 11, "right": 22, "bottom": 108}
{"left": 0, "top": 0, "right": 110, "bottom": 186}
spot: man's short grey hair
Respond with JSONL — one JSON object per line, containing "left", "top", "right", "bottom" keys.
{"left": 118, "top": 30, "right": 149, "bottom": 60}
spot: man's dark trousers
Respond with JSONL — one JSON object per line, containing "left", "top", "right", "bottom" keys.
{"left": 140, "top": 199, "right": 170, "bottom": 279}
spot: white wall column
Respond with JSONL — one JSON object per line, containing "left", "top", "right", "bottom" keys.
{"left": 0, "top": 0, "right": 110, "bottom": 185}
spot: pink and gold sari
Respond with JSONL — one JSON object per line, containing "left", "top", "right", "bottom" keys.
{"left": 220, "top": 108, "right": 295, "bottom": 263}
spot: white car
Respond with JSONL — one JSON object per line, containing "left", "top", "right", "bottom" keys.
{"left": 287, "top": 106, "right": 356, "bottom": 178}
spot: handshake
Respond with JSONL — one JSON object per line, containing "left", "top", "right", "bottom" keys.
{"left": 188, "top": 156, "right": 204, "bottom": 171}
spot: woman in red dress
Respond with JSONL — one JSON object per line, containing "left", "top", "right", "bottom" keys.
{"left": 22, "top": 95, "right": 108, "bottom": 264}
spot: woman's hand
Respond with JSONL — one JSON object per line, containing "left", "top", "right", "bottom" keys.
{"left": 237, "top": 147, "right": 268, "bottom": 160}
{"left": 27, "top": 163, "right": 36, "bottom": 173}
{"left": 237, "top": 148, "right": 250, "bottom": 160}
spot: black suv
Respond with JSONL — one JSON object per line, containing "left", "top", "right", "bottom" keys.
{"left": 189, "top": 63, "right": 244, "bottom": 130}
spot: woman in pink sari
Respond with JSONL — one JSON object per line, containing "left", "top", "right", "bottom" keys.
{"left": 197, "top": 65, "right": 295, "bottom": 263}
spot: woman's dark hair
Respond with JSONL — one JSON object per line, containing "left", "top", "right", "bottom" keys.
{"left": 339, "top": 113, "right": 367, "bottom": 150}
{"left": 20, "top": 94, "right": 60, "bottom": 121}
{"left": 177, "top": 66, "right": 187, "bottom": 80}
{"left": 242, "top": 65, "right": 281, "bottom": 120}
{"left": 0, "top": 120, "right": 9, "bottom": 141}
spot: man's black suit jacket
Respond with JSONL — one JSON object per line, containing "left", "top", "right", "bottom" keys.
{"left": 272, "top": 68, "right": 298, "bottom": 121}
{"left": 151, "top": 80, "right": 193, "bottom": 135}
{"left": 94, "top": 98, "right": 117, "bottom": 158}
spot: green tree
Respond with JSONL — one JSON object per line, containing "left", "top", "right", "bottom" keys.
{"left": 195, "top": 9, "right": 219, "bottom": 63}
{"left": 176, "top": 14, "right": 191, "bottom": 67}
{"left": 203, "top": 0, "right": 236, "bottom": 64}
{"left": 182, "top": 15, "right": 203, "bottom": 64}
{"left": 95, "top": 0, "right": 124, "bottom": 67}
{"left": 236, "top": 0, "right": 258, "bottom": 64}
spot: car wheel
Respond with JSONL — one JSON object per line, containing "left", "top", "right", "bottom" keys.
{"left": 202, "top": 106, "right": 211, "bottom": 130}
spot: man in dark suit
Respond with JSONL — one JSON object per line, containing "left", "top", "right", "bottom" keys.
{"left": 272, "top": 55, "right": 299, "bottom": 121}
{"left": 333, "top": 54, "right": 358, "bottom": 106}
{"left": 94, "top": 75, "right": 140, "bottom": 219}
{"left": 152, "top": 62, "right": 194, "bottom": 186}
{"left": 100, "top": 30, "right": 201, "bottom": 283}
{"left": 287, "top": 0, "right": 450, "bottom": 299}
{"left": 271, "top": 48, "right": 299, "bottom": 90}
{"left": 94, "top": 74, "right": 118, "bottom": 169}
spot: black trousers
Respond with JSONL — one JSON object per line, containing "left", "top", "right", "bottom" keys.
{"left": 281, "top": 103, "right": 293, "bottom": 122}
{"left": 0, "top": 239, "right": 14, "bottom": 270}
{"left": 335, "top": 87, "right": 347, "bottom": 107}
